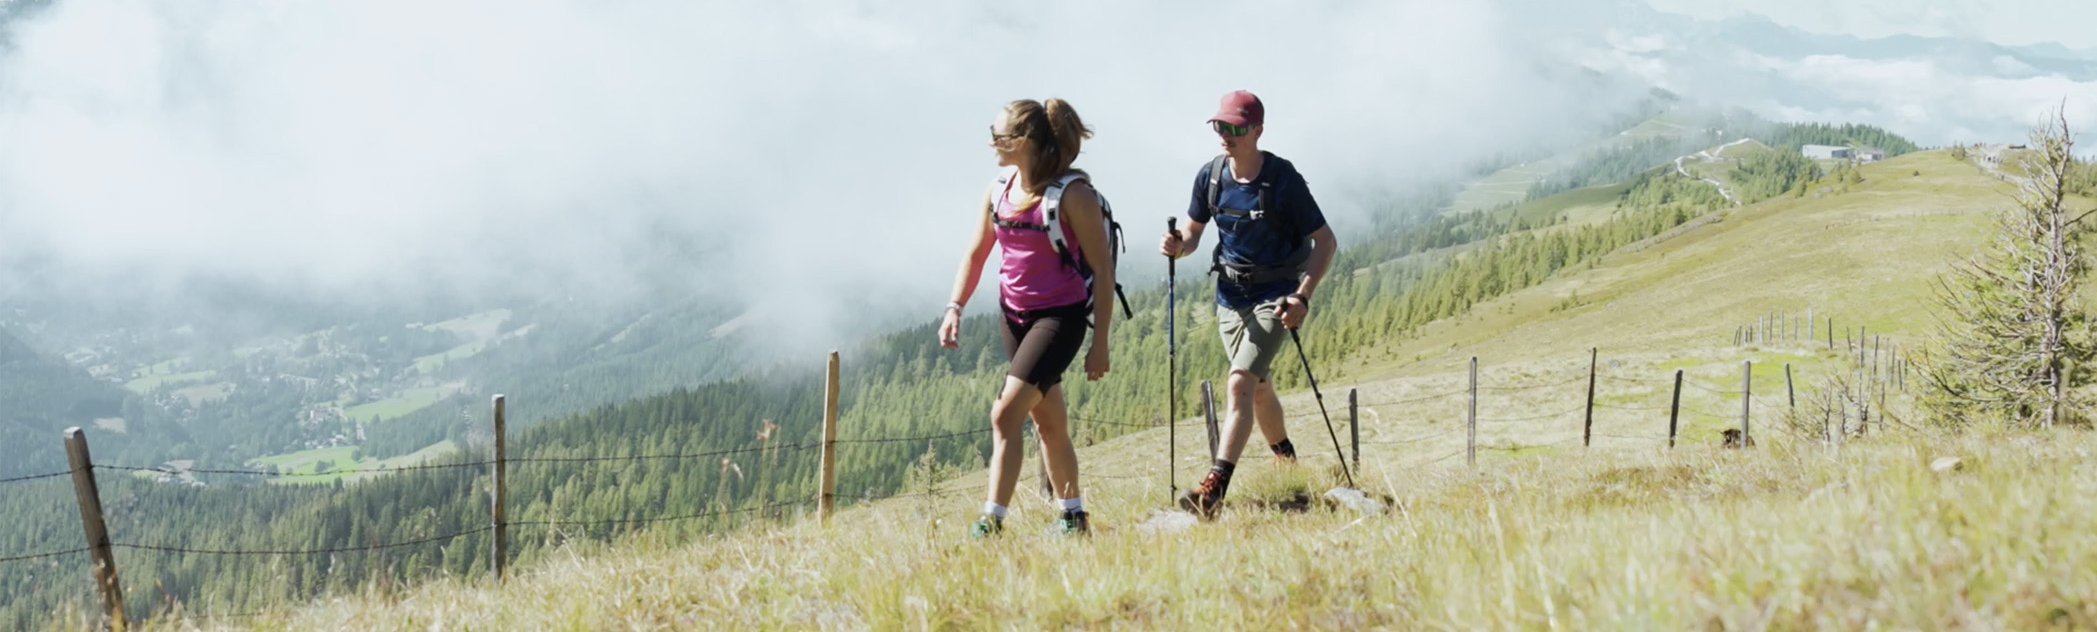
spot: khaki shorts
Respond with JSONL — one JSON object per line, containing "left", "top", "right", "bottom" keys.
{"left": 1217, "top": 301, "right": 1290, "bottom": 381}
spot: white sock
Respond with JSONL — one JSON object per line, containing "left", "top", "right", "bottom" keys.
{"left": 1059, "top": 497, "right": 1084, "bottom": 513}
{"left": 983, "top": 502, "right": 1008, "bottom": 519}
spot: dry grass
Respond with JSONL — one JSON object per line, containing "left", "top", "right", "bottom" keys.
{"left": 153, "top": 429, "right": 2097, "bottom": 630}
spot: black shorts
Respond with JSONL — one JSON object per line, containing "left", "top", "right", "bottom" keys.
{"left": 1000, "top": 302, "right": 1090, "bottom": 389}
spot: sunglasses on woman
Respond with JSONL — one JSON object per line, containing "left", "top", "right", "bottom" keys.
{"left": 1212, "top": 121, "right": 1252, "bottom": 137}
{"left": 990, "top": 126, "right": 1021, "bottom": 143}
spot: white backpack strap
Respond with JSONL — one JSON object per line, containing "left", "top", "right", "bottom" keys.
{"left": 1042, "top": 173, "right": 1089, "bottom": 260}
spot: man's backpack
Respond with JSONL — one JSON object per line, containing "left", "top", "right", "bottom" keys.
{"left": 1204, "top": 155, "right": 1311, "bottom": 286}
{"left": 991, "top": 170, "right": 1134, "bottom": 324}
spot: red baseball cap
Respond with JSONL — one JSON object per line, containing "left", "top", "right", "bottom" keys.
{"left": 1208, "top": 90, "right": 1264, "bottom": 127}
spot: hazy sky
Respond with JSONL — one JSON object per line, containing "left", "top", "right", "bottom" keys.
{"left": 0, "top": 0, "right": 2090, "bottom": 352}
{"left": 1647, "top": 0, "right": 2097, "bottom": 49}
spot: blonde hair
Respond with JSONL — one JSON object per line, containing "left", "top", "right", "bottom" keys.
{"left": 1003, "top": 98, "right": 1093, "bottom": 194}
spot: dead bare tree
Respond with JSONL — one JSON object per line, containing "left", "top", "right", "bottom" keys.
{"left": 1922, "top": 105, "right": 2092, "bottom": 429}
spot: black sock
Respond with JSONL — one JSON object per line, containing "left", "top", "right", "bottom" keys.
{"left": 1270, "top": 439, "right": 1296, "bottom": 459}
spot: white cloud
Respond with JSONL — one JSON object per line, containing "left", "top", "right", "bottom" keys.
{"left": 0, "top": 0, "right": 1638, "bottom": 352}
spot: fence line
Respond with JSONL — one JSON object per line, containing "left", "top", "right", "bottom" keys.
{"left": 95, "top": 461, "right": 496, "bottom": 478}
{"left": 0, "top": 547, "right": 88, "bottom": 564}
{"left": 508, "top": 500, "right": 810, "bottom": 528}
{"left": 1474, "top": 374, "right": 1588, "bottom": 392}
{"left": 0, "top": 469, "right": 74, "bottom": 485}
{"left": 835, "top": 429, "right": 990, "bottom": 446}
{"left": 1359, "top": 391, "right": 1468, "bottom": 407}
{"left": 11, "top": 346, "right": 1907, "bottom": 629}
{"left": 1477, "top": 405, "right": 1589, "bottom": 424}
{"left": 1600, "top": 374, "right": 1673, "bottom": 386}
{"left": 1360, "top": 428, "right": 1463, "bottom": 445}
{"left": 509, "top": 443, "right": 813, "bottom": 465}
{"left": 116, "top": 527, "right": 495, "bottom": 557}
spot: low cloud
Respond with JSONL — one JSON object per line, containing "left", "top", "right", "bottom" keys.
{"left": 0, "top": 0, "right": 1646, "bottom": 353}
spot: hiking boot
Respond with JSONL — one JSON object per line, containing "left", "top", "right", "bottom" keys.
{"left": 1177, "top": 469, "right": 1229, "bottom": 520}
{"left": 969, "top": 514, "right": 1004, "bottom": 540}
{"left": 1055, "top": 509, "right": 1090, "bottom": 537}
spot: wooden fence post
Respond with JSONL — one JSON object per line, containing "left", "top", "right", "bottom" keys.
{"left": 820, "top": 351, "right": 840, "bottom": 523}
{"left": 1741, "top": 361, "right": 1753, "bottom": 447}
{"left": 1668, "top": 370, "right": 1683, "bottom": 449}
{"left": 1468, "top": 357, "right": 1478, "bottom": 468}
{"left": 65, "top": 428, "right": 126, "bottom": 632}
{"left": 1584, "top": 348, "right": 1597, "bottom": 448}
{"left": 1785, "top": 364, "right": 1795, "bottom": 409}
{"left": 1827, "top": 317, "right": 1834, "bottom": 350}
{"left": 1348, "top": 388, "right": 1360, "bottom": 469}
{"left": 491, "top": 394, "right": 507, "bottom": 583}
{"left": 1808, "top": 307, "right": 1815, "bottom": 342}
{"left": 1202, "top": 380, "right": 1219, "bottom": 459}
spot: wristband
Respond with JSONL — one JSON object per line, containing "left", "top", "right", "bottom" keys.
{"left": 944, "top": 302, "right": 964, "bottom": 314}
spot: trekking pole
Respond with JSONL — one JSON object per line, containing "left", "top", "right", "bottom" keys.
{"left": 1166, "top": 218, "right": 1179, "bottom": 501}
{"left": 1285, "top": 321, "right": 1356, "bottom": 489}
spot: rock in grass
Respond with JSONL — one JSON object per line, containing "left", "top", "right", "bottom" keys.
{"left": 1930, "top": 456, "right": 1964, "bottom": 473}
{"left": 1137, "top": 510, "right": 1198, "bottom": 534}
{"left": 1323, "top": 487, "right": 1388, "bottom": 515}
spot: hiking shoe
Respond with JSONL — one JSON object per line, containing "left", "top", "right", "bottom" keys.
{"left": 1177, "top": 469, "right": 1229, "bottom": 520}
{"left": 1055, "top": 509, "right": 1090, "bottom": 537}
{"left": 969, "top": 514, "right": 1004, "bottom": 540}
{"left": 1271, "top": 440, "right": 1299, "bottom": 464}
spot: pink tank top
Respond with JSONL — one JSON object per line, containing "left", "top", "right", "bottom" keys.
{"left": 992, "top": 175, "right": 1090, "bottom": 315}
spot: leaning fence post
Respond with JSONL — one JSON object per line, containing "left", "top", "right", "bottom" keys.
{"left": 1668, "top": 370, "right": 1683, "bottom": 449}
{"left": 820, "top": 351, "right": 840, "bottom": 523}
{"left": 491, "top": 394, "right": 508, "bottom": 583}
{"left": 1468, "top": 357, "right": 1478, "bottom": 468}
{"left": 65, "top": 428, "right": 126, "bottom": 632}
{"left": 1201, "top": 380, "right": 1219, "bottom": 459}
{"left": 1741, "top": 361, "right": 1753, "bottom": 446}
{"left": 1785, "top": 364, "right": 1795, "bottom": 409}
{"left": 1348, "top": 388, "right": 1360, "bottom": 469}
{"left": 1584, "top": 348, "right": 1597, "bottom": 447}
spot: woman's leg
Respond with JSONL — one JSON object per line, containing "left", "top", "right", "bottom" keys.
{"left": 985, "top": 375, "right": 1044, "bottom": 507}
{"left": 1030, "top": 384, "right": 1081, "bottom": 501}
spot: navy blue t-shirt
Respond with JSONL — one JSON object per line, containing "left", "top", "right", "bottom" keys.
{"left": 1186, "top": 152, "right": 1327, "bottom": 310}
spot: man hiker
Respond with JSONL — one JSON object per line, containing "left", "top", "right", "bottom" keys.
{"left": 1159, "top": 90, "right": 1338, "bottom": 519}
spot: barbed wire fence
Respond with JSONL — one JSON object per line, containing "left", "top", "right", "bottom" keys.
{"left": 3, "top": 340, "right": 1915, "bottom": 628}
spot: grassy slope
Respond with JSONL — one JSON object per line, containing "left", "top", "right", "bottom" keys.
{"left": 1446, "top": 109, "right": 1705, "bottom": 214}
{"left": 155, "top": 151, "right": 2097, "bottom": 629}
